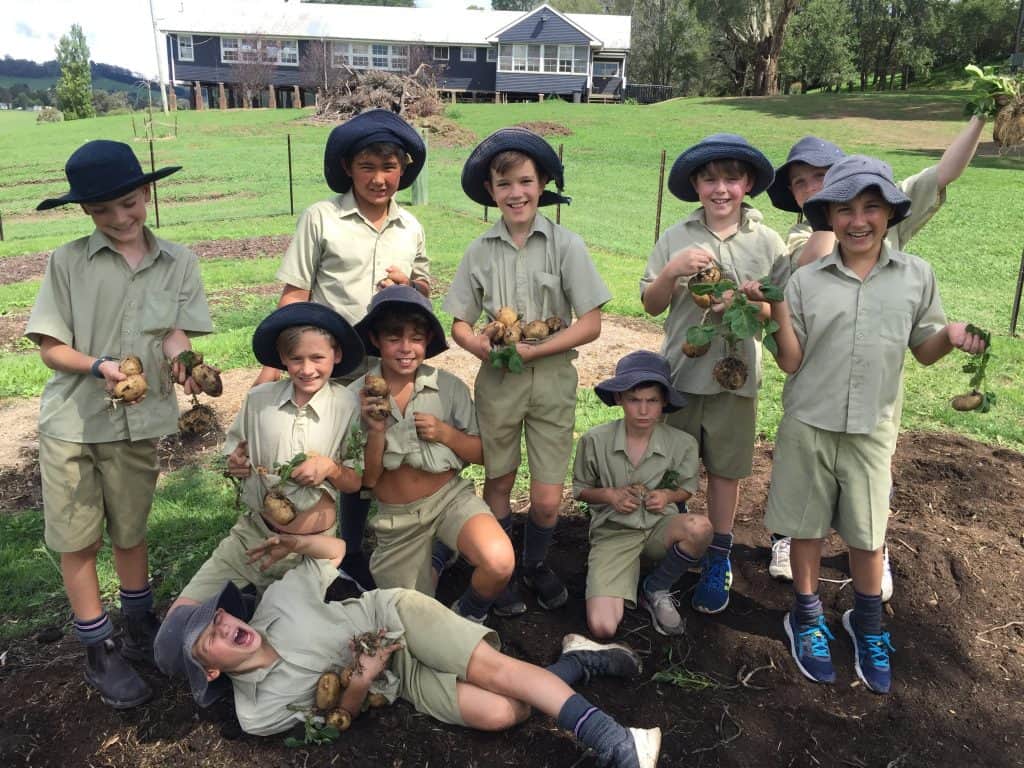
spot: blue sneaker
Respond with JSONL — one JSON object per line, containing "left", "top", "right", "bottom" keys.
{"left": 692, "top": 552, "right": 732, "bottom": 614}
{"left": 843, "top": 609, "right": 894, "bottom": 694}
{"left": 783, "top": 612, "right": 836, "bottom": 684}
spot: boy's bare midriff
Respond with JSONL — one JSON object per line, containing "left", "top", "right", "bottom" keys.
{"left": 375, "top": 465, "right": 457, "bottom": 506}
{"left": 263, "top": 490, "right": 337, "bottom": 535}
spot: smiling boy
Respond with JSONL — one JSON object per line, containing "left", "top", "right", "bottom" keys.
{"left": 640, "top": 134, "right": 790, "bottom": 616}
{"left": 443, "top": 128, "right": 611, "bottom": 616}
{"left": 741, "top": 155, "right": 986, "bottom": 694}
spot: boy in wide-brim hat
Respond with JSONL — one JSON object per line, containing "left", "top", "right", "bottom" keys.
{"left": 640, "top": 133, "right": 790, "bottom": 617}
{"left": 740, "top": 155, "right": 987, "bottom": 694}
{"left": 349, "top": 285, "right": 514, "bottom": 622}
{"left": 574, "top": 351, "right": 712, "bottom": 639}
{"left": 256, "top": 108, "right": 431, "bottom": 595}
{"left": 165, "top": 302, "right": 365, "bottom": 618}
{"left": 26, "top": 139, "right": 213, "bottom": 709}
{"left": 442, "top": 127, "right": 611, "bottom": 617}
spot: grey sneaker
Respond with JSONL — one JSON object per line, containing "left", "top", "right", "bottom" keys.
{"left": 607, "top": 727, "right": 662, "bottom": 768}
{"left": 560, "top": 633, "right": 642, "bottom": 684}
{"left": 769, "top": 536, "right": 793, "bottom": 581}
{"left": 640, "top": 587, "right": 685, "bottom": 636}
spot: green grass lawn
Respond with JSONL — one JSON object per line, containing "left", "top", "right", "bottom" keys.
{"left": 1, "top": 94, "right": 1022, "bottom": 640}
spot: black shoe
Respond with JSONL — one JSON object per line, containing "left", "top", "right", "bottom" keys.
{"left": 521, "top": 563, "right": 568, "bottom": 610}
{"left": 121, "top": 611, "right": 161, "bottom": 667}
{"left": 491, "top": 579, "right": 527, "bottom": 617}
{"left": 338, "top": 550, "right": 376, "bottom": 593}
{"left": 85, "top": 639, "right": 152, "bottom": 709}
{"left": 560, "top": 634, "right": 643, "bottom": 684}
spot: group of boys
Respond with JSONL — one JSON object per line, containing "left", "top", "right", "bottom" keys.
{"left": 28, "top": 105, "right": 986, "bottom": 764}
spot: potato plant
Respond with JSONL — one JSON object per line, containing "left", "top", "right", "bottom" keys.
{"left": 951, "top": 324, "right": 996, "bottom": 413}
{"left": 963, "top": 64, "right": 1020, "bottom": 118}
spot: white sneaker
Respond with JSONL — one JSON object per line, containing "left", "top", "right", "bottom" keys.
{"left": 629, "top": 727, "right": 662, "bottom": 768}
{"left": 769, "top": 536, "right": 793, "bottom": 581}
{"left": 881, "top": 545, "right": 894, "bottom": 603}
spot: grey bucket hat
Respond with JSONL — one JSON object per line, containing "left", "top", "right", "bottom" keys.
{"left": 766, "top": 136, "right": 846, "bottom": 213}
{"left": 667, "top": 133, "right": 774, "bottom": 202}
{"left": 594, "top": 351, "right": 686, "bottom": 412}
{"left": 803, "top": 155, "right": 911, "bottom": 231}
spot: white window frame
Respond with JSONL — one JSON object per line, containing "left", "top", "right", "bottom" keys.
{"left": 593, "top": 60, "right": 620, "bottom": 77}
{"left": 433, "top": 46, "right": 449, "bottom": 61}
{"left": 220, "top": 36, "right": 299, "bottom": 66}
{"left": 460, "top": 47, "right": 477, "bottom": 62}
{"left": 331, "top": 41, "right": 408, "bottom": 72}
{"left": 486, "top": 46, "right": 498, "bottom": 63}
{"left": 498, "top": 43, "right": 589, "bottom": 75}
{"left": 220, "top": 37, "right": 239, "bottom": 63}
{"left": 177, "top": 34, "right": 194, "bottom": 62}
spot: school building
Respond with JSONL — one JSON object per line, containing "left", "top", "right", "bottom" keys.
{"left": 158, "top": 1, "right": 632, "bottom": 109}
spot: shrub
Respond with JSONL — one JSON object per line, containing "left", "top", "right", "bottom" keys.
{"left": 36, "top": 107, "right": 64, "bottom": 123}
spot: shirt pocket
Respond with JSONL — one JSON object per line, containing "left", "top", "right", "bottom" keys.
{"left": 532, "top": 271, "right": 562, "bottom": 316}
{"left": 879, "top": 310, "right": 911, "bottom": 345}
{"left": 140, "top": 290, "right": 177, "bottom": 334}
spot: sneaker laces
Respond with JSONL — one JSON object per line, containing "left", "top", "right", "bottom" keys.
{"left": 799, "top": 616, "right": 835, "bottom": 659}
{"left": 773, "top": 537, "right": 791, "bottom": 558}
{"left": 703, "top": 554, "right": 730, "bottom": 589}
{"left": 861, "top": 631, "right": 895, "bottom": 669}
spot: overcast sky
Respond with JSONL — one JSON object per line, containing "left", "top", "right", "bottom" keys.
{"left": 1, "top": 0, "right": 486, "bottom": 80}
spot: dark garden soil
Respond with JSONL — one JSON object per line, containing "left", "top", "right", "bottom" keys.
{"left": 516, "top": 121, "right": 574, "bottom": 137}
{"left": 1, "top": 431, "right": 1022, "bottom": 768}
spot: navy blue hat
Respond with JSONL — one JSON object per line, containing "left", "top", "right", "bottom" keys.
{"left": 767, "top": 136, "right": 846, "bottom": 213}
{"left": 803, "top": 155, "right": 911, "bottom": 232}
{"left": 154, "top": 581, "right": 247, "bottom": 707}
{"left": 252, "top": 302, "right": 365, "bottom": 378}
{"left": 594, "top": 351, "right": 686, "bottom": 412}
{"left": 461, "top": 127, "right": 570, "bottom": 208}
{"left": 667, "top": 133, "right": 774, "bottom": 202}
{"left": 355, "top": 284, "right": 449, "bottom": 359}
{"left": 37, "top": 140, "right": 181, "bottom": 211}
{"left": 323, "top": 109, "right": 426, "bottom": 194}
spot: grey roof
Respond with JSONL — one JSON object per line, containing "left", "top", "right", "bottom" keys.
{"left": 157, "top": 1, "right": 630, "bottom": 51}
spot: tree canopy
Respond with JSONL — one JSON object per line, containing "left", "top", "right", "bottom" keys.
{"left": 55, "top": 24, "right": 95, "bottom": 120}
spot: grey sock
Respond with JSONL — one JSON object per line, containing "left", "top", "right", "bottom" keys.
{"left": 556, "top": 693, "right": 632, "bottom": 763}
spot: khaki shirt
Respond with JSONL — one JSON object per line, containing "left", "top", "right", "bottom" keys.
{"left": 639, "top": 205, "right": 790, "bottom": 399}
{"left": 224, "top": 380, "right": 359, "bottom": 513}
{"left": 349, "top": 363, "right": 477, "bottom": 473}
{"left": 573, "top": 420, "right": 699, "bottom": 532}
{"left": 783, "top": 243, "right": 947, "bottom": 434}
{"left": 277, "top": 192, "right": 429, "bottom": 325}
{"left": 786, "top": 165, "right": 945, "bottom": 261}
{"left": 230, "top": 558, "right": 406, "bottom": 736}
{"left": 443, "top": 214, "right": 611, "bottom": 333}
{"left": 25, "top": 227, "right": 213, "bottom": 443}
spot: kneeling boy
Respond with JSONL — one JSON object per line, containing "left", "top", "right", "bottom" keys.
{"left": 574, "top": 351, "right": 712, "bottom": 638}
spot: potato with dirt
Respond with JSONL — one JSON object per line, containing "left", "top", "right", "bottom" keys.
{"left": 191, "top": 362, "right": 223, "bottom": 397}
{"left": 712, "top": 357, "right": 748, "bottom": 391}
{"left": 119, "top": 354, "right": 143, "bottom": 376}
{"left": 545, "top": 315, "right": 567, "bottom": 334}
{"left": 112, "top": 374, "right": 148, "bottom": 403}
{"left": 262, "top": 489, "right": 297, "bottom": 526}
{"left": 523, "top": 320, "right": 550, "bottom": 341}
{"left": 682, "top": 341, "right": 710, "bottom": 358}
{"left": 326, "top": 708, "right": 352, "bottom": 731}
{"left": 315, "top": 671, "right": 343, "bottom": 710}
{"left": 495, "top": 306, "right": 519, "bottom": 327}
{"left": 689, "top": 264, "right": 722, "bottom": 308}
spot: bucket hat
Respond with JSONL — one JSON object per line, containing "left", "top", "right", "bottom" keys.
{"left": 766, "top": 136, "right": 846, "bottom": 213}
{"left": 252, "top": 302, "right": 365, "bottom": 378}
{"left": 667, "top": 133, "right": 774, "bottom": 202}
{"left": 37, "top": 140, "right": 181, "bottom": 211}
{"left": 323, "top": 109, "right": 426, "bottom": 194}
{"left": 354, "top": 284, "right": 448, "bottom": 359}
{"left": 802, "top": 155, "right": 911, "bottom": 231}
{"left": 594, "top": 351, "right": 686, "bottom": 412}
{"left": 461, "top": 127, "right": 570, "bottom": 208}
{"left": 153, "top": 581, "right": 247, "bottom": 707}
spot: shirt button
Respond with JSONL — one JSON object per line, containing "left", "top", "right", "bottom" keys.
{"left": 856, "top": 333, "right": 864, "bottom": 340}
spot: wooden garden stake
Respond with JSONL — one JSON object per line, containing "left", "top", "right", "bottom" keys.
{"left": 654, "top": 148, "right": 666, "bottom": 243}
{"left": 149, "top": 139, "right": 160, "bottom": 228}
{"left": 1010, "top": 244, "right": 1024, "bottom": 337}
{"left": 287, "top": 134, "right": 295, "bottom": 217}
{"left": 556, "top": 143, "right": 564, "bottom": 225}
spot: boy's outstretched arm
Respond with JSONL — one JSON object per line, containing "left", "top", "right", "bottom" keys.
{"left": 936, "top": 116, "right": 986, "bottom": 190}
{"left": 795, "top": 231, "right": 837, "bottom": 267}
{"left": 451, "top": 318, "right": 492, "bottom": 361}
{"left": 642, "top": 247, "right": 714, "bottom": 316}
{"left": 246, "top": 533, "right": 347, "bottom": 570}
{"left": 911, "top": 322, "right": 987, "bottom": 366}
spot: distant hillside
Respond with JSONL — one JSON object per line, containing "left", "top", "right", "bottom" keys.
{"left": 0, "top": 57, "right": 185, "bottom": 97}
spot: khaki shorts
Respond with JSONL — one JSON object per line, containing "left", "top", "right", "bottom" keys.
{"left": 390, "top": 589, "right": 499, "bottom": 726}
{"left": 370, "top": 477, "right": 492, "bottom": 594}
{"left": 765, "top": 416, "right": 897, "bottom": 551}
{"left": 180, "top": 511, "right": 338, "bottom": 603}
{"left": 474, "top": 351, "right": 578, "bottom": 484}
{"left": 667, "top": 391, "right": 756, "bottom": 479}
{"left": 40, "top": 434, "right": 159, "bottom": 552}
{"left": 586, "top": 514, "right": 678, "bottom": 606}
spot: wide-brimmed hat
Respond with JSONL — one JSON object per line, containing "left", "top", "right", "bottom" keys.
{"left": 252, "top": 302, "right": 365, "bottom": 378}
{"left": 354, "top": 284, "right": 448, "bottom": 359}
{"left": 802, "top": 155, "right": 911, "bottom": 231}
{"left": 154, "top": 581, "right": 247, "bottom": 707}
{"left": 766, "top": 136, "right": 846, "bottom": 213}
{"left": 461, "top": 127, "right": 570, "bottom": 208}
{"left": 37, "top": 140, "right": 181, "bottom": 211}
{"left": 323, "top": 109, "right": 426, "bottom": 194}
{"left": 667, "top": 133, "right": 774, "bottom": 202}
{"left": 594, "top": 351, "right": 686, "bottom": 412}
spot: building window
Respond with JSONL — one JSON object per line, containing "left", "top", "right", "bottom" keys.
{"left": 178, "top": 34, "right": 194, "bottom": 62}
{"left": 486, "top": 46, "right": 497, "bottom": 63}
{"left": 593, "top": 60, "right": 620, "bottom": 77}
{"left": 221, "top": 37, "right": 239, "bottom": 62}
{"left": 499, "top": 43, "right": 589, "bottom": 74}
{"left": 433, "top": 46, "right": 449, "bottom": 61}
{"left": 461, "top": 47, "right": 477, "bottom": 62}
{"left": 332, "top": 41, "right": 408, "bottom": 71}
{"left": 220, "top": 36, "right": 299, "bottom": 66}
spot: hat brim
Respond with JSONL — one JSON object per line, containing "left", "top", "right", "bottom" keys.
{"left": 667, "top": 141, "right": 774, "bottom": 202}
{"left": 803, "top": 179, "right": 911, "bottom": 231}
{"left": 36, "top": 166, "right": 181, "bottom": 211}
{"left": 252, "top": 302, "right": 366, "bottom": 378}
{"left": 323, "top": 110, "right": 426, "bottom": 194}
{"left": 766, "top": 153, "right": 846, "bottom": 213}
{"left": 461, "top": 127, "right": 570, "bottom": 208}
{"left": 594, "top": 373, "right": 686, "bottom": 413}
{"left": 354, "top": 290, "right": 448, "bottom": 359}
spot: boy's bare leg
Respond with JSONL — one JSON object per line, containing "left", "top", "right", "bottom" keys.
{"left": 706, "top": 474, "right": 739, "bottom": 534}
{"left": 790, "top": 538, "right": 824, "bottom": 595}
{"left": 527, "top": 481, "right": 562, "bottom": 527}
{"left": 586, "top": 596, "right": 625, "bottom": 640}
{"left": 112, "top": 540, "right": 150, "bottom": 591}
{"left": 848, "top": 546, "right": 884, "bottom": 596}
{"left": 61, "top": 541, "right": 104, "bottom": 620}
{"left": 456, "top": 514, "right": 515, "bottom": 599}
{"left": 483, "top": 472, "right": 516, "bottom": 523}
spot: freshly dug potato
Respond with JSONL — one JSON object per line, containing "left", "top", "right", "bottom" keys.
{"left": 365, "top": 401, "right": 390, "bottom": 421}
{"left": 316, "top": 671, "right": 342, "bottom": 710}
{"left": 364, "top": 375, "right": 389, "bottom": 398}
{"left": 682, "top": 341, "right": 711, "bottom": 358}
{"left": 113, "top": 374, "right": 148, "bottom": 403}
{"left": 192, "top": 363, "right": 223, "bottom": 397}
{"left": 496, "top": 306, "right": 519, "bottom": 327}
{"left": 178, "top": 403, "right": 219, "bottom": 435}
{"left": 712, "top": 357, "right": 748, "bottom": 391}
{"left": 951, "top": 391, "right": 984, "bottom": 412}
{"left": 692, "top": 264, "right": 722, "bottom": 285}
{"left": 503, "top": 323, "right": 522, "bottom": 345}
{"left": 338, "top": 666, "right": 354, "bottom": 689}
{"left": 690, "top": 292, "right": 714, "bottom": 309}
{"left": 263, "top": 489, "right": 297, "bottom": 526}
{"left": 366, "top": 692, "right": 388, "bottom": 709}
{"left": 545, "top": 316, "right": 567, "bottom": 333}
{"left": 480, "top": 320, "right": 506, "bottom": 344}
{"left": 627, "top": 483, "right": 648, "bottom": 501}
{"left": 523, "top": 320, "right": 550, "bottom": 341}
{"left": 119, "top": 355, "right": 143, "bottom": 376}
{"left": 326, "top": 708, "right": 352, "bottom": 732}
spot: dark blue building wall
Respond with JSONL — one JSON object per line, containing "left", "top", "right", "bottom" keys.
{"left": 169, "top": 33, "right": 305, "bottom": 87}
{"left": 495, "top": 72, "right": 587, "bottom": 95}
{"left": 437, "top": 46, "right": 497, "bottom": 91}
{"left": 498, "top": 12, "right": 591, "bottom": 44}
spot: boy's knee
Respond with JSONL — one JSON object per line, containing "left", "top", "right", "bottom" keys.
{"left": 587, "top": 614, "right": 620, "bottom": 640}
{"left": 680, "top": 514, "right": 714, "bottom": 551}
{"left": 477, "top": 536, "right": 515, "bottom": 581}
{"left": 68, "top": 538, "right": 103, "bottom": 559}
{"left": 481, "top": 698, "right": 531, "bottom": 730}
